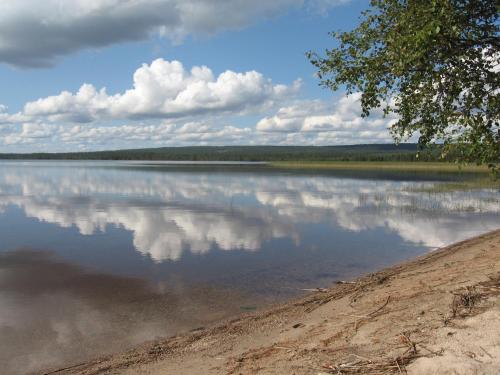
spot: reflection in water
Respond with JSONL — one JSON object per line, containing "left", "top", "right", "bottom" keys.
{"left": 0, "top": 162, "right": 498, "bottom": 261}
{"left": 0, "top": 251, "right": 247, "bottom": 375}
{"left": 0, "top": 161, "right": 498, "bottom": 374}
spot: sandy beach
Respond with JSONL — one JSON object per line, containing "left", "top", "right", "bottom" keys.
{"left": 40, "top": 229, "right": 500, "bottom": 375}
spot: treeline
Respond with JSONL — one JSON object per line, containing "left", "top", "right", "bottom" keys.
{"left": 0, "top": 144, "right": 445, "bottom": 162}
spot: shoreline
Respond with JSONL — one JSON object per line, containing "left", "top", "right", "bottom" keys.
{"left": 269, "top": 161, "right": 491, "bottom": 173}
{"left": 1, "top": 159, "right": 492, "bottom": 173}
{"left": 42, "top": 229, "right": 500, "bottom": 375}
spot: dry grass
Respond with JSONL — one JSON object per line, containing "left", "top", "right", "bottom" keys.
{"left": 451, "top": 286, "right": 483, "bottom": 318}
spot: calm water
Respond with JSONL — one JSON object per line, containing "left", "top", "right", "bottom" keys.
{"left": 0, "top": 161, "right": 498, "bottom": 374}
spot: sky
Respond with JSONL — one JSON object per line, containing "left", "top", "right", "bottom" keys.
{"left": 0, "top": 0, "right": 400, "bottom": 153}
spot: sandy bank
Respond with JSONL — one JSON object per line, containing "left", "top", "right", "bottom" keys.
{"left": 42, "top": 229, "right": 500, "bottom": 375}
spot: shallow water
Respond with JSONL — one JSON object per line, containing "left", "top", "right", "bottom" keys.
{"left": 0, "top": 161, "right": 498, "bottom": 374}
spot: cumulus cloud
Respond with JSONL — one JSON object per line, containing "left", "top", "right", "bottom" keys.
{"left": 0, "top": 123, "right": 204, "bottom": 150}
{"left": 0, "top": 93, "right": 401, "bottom": 152}
{"left": 19, "top": 59, "right": 300, "bottom": 123}
{"left": 0, "top": 120, "right": 270, "bottom": 152}
{"left": 0, "top": 61, "right": 402, "bottom": 151}
{"left": 256, "top": 94, "right": 399, "bottom": 144}
{"left": 58, "top": 122, "right": 256, "bottom": 147}
{"left": 0, "top": 0, "right": 349, "bottom": 67}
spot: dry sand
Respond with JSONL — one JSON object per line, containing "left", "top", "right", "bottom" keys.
{"left": 40, "top": 229, "right": 500, "bottom": 375}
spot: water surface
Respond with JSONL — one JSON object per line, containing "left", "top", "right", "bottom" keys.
{"left": 0, "top": 161, "right": 498, "bottom": 374}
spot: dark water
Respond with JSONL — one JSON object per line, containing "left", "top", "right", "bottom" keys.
{"left": 0, "top": 161, "right": 498, "bottom": 374}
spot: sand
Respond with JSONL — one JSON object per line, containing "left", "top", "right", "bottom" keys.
{"left": 40, "top": 229, "right": 500, "bottom": 375}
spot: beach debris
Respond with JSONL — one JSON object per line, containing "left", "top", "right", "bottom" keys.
{"left": 322, "top": 354, "right": 415, "bottom": 375}
{"left": 353, "top": 295, "right": 391, "bottom": 331}
{"left": 321, "top": 332, "right": 422, "bottom": 374}
{"left": 300, "top": 287, "right": 329, "bottom": 292}
{"left": 451, "top": 286, "right": 482, "bottom": 317}
{"left": 367, "top": 296, "right": 391, "bottom": 318}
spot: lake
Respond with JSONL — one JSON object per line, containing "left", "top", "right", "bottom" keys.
{"left": 0, "top": 161, "right": 498, "bottom": 374}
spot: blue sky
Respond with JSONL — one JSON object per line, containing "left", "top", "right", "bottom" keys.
{"left": 0, "top": 0, "right": 397, "bottom": 152}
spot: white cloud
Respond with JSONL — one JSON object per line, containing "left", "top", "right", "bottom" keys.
{"left": 0, "top": 0, "right": 350, "bottom": 67}
{"left": 0, "top": 62, "right": 403, "bottom": 151}
{"left": 57, "top": 122, "right": 256, "bottom": 147}
{"left": 307, "top": 0, "right": 352, "bottom": 15}
{"left": 20, "top": 123, "right": 56, "bottom": 139}
{"left": 256, "top": 94, "right": 398, "bottom": 144}
{"left": 19, "top": 59, "right": 300, "bottom": 123}
{"left": 0, "top": 94, "right": 401, "bottom": 152}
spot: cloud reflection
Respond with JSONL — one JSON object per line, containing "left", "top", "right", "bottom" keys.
{"left": 0, "top": 163, "right": 498, "bottom": 261}
{"left": 0, "top": 250, "right": 248, "bottom": 375}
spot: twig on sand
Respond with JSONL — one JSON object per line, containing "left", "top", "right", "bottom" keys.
{"left": 274, "top": 346, "right": 295, "bottom": 350}
{"left": 395, "top": 358, "right": 402, "bottom": 374}
{"left": 324, "top": 332, "right": 419, "bottom": 374}
{"left": 418, "top": 344, "right": 443, "bottom": 356}
{"left": 41, "top": 362, "right": 86, "bottom": 375}
{"left": 400, "top": 332, "right": 417, "bottom": 356}
{"left": 479, "top": 346, "right": 494, "bottom": 359}
{"left": 337, "top": 312, "right": 370, "bottom": 319}
{"left": 354, "top": 295, "right": 391, "bottom": 331}
{"left": 367, "top": 296, "right": 391, "bottom": 317}
{"left": 300, "top": 288, "right": 329, "bottom": 293}
{"left": 323, "top": 353, "right": 416, "bottom": 375}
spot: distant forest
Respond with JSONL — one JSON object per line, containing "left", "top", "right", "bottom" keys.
{"left": 0, "top": 144, "right": 445, "bottom": 162}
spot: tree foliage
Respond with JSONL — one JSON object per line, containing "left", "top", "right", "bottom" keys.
{"left": 0, "top": 144, "right": 431, "bottom": 162}
{"left": 307, "top": 0, "right": 499, "bottom": 168}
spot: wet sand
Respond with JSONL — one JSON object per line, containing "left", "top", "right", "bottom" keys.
{"left": 41, "top": 229, "right": 500, "bottom": 375}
